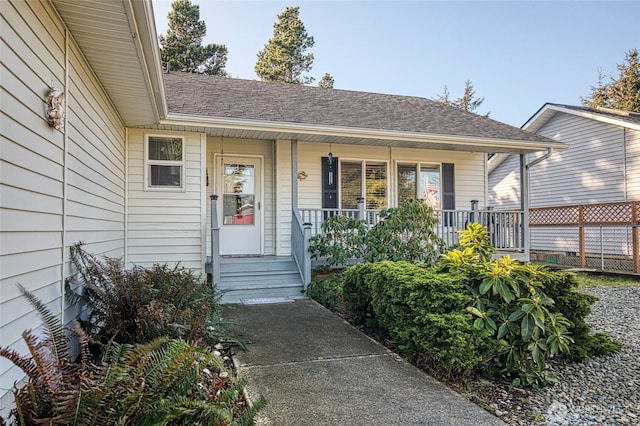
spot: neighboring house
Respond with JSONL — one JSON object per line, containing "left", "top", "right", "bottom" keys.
{"left": 489, "top": 103, "right": 640, "bottom": 267}
{"left": 0, "top": 0, "right": 563, "bottom": 411}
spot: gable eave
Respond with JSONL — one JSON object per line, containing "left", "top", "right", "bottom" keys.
{"left": 51, "top": 0, "right": 167, "bottom": 126}
{"left": 523, "top": 103, "right": 640, "bottom": 133}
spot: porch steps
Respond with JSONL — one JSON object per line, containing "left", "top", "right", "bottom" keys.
{"left": 217, "top": 256, "right": 305, "bottom": 304}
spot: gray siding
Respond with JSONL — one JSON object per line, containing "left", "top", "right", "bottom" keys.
{"left": 1, "top": 0, "right": 125, "bottom": 411}
{"left": 488, "top": 154, "right": 521, "bottom": 210}
{"left": 530, "top": 113, "right": 627, "bottom": 207}
{"left": 626, "top": 128, "right": 640, "bottom": 201}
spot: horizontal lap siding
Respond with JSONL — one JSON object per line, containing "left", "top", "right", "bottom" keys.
{"left": 1, "top": 0, "right": 125, "bottom": 412}
{"left": 626, "top": 128, "right": 640, "bottom": 201}
{"left": 531, "top": 114, "right": 626, "bottom": 207}
{"left": 296, "top": 142, "right": 487, "bottom": 209}
{"left": 488, "top": 155, "right": 521, "bottom": 210}
{"left": 127, "top": 129, "right": 205, "bottom": 272}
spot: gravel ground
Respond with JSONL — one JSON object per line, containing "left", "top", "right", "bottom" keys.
{"left": 503, "top": 285, "right": 640, "bottom": 425}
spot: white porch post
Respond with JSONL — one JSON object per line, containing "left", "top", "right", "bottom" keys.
{"left": 520, "top": 154, "right": 530, "bottom": 256}
{"left": 292, "top": 139, "right": 298, "bottom": 211}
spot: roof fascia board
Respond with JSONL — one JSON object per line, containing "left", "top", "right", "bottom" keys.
{"left": 162, "top": 114, "right": 567, "bottom": 152}
{"left": 126, "top": 0, "right": 168, "bottom": 120}
{"left": 524, "top": 104, "right": 640, "bottom": 132}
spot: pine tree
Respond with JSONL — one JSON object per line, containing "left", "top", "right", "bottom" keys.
{"left": 318, "top": 73, "right": 335, "bottom": 88}
{"left": 582, "top": 49, "right": 640, "bottom": 112}
{"left": 160, "top": 0, "right": 228, "bottom": 76}
{"left": 255, "top": 6, "right": 315, "bottom": 84}
{"left": 435, "top": 81, "right": 488, "bottom": 115}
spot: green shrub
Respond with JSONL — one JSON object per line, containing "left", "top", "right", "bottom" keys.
{"left": 1, "top": 286, "right": 264, "bottom": 425}
{"left": 67, "top": 243, "right": 237, "bottom": 348}
{"left": 341, "top": 263, "right": 379, "bottom": 329}
{"left": 363, "top": 261, "right": 490, "bottom": 376}
{"left": 542, "top": 271, "right": 622, "bottom": 360}
{"left": 440, "top": 223, "right": 620, "bottom": 387}
{"left": 308, "top": 199, "right": 445, "bottom": 269}
{"left": 364, "top": 199, "right": 445, "bottom": 266}
{"left": 306, "top": 271, "right": 344, "bottom": 312}
{"left": 308, "top": 215, "right": 367, "bottom": 268}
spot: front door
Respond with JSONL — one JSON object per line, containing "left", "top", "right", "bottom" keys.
{"left": 218, "top": 156, "right": 262, "bottom": 255}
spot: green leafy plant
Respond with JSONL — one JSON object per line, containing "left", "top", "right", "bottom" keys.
{"left": 306, "top": 271, "right": 344, "bottom": 312}
{"left": 66, "top": 243, "right": 240, "bottom": 348}
{"left": 308, "top": 199, "right": 445, "bottom": 269}
{"left": 1, "top": 285, "right": 264, "bottom": 425}
{"left": 440, "top": 224, "right": 619, "bottom": 387}
{"left": 308, "top": 215, "right": 367, "bottom": 269}
{"left": 364, "top": 198, "right": 445, "bottom": 265}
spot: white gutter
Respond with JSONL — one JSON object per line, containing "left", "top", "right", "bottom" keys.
{"left": 161, "top": 114, "right": 567, "bottom": 153}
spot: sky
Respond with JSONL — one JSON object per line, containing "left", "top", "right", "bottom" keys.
{"left": 151, "top": 1, "right": 640, "bottom": 127}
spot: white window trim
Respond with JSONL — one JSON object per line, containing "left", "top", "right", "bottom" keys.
{"left": 338, "top": 159, "right": 389, "bottom": 209}
{"left": 395, "top": 161, "right": 442, "bottom": 205}
{"left": 144, "top": 134, "right": 186, "bottom": 191}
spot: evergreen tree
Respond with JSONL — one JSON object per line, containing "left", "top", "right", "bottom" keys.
{"left": 435, "top": 81, "right": 488, "bottom": 116}
{"left": 582, "top": 49, "right": 640, "bottom": 112}
{"left": 160, "top": 0, "right": 228, "bottom": 76}
{"left": 318, "top": 73, "right": 335, "bottom": 88}
{"left": 255, "top": 6, "right": 315, "bottom": 84}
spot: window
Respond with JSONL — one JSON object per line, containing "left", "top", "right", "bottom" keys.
{"left": 397, "top": 163, "right": 442, "bottom": 209}
{"left": 340, "top": 161, "right": 387, "bottom": 209}
{"left": 145, "top": 136, "right": 184, "bottom": 189}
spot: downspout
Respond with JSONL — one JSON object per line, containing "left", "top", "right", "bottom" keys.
{"left": 60, "top": 27, "right": 69, "bottom": 324}
{"left": 521, "top": 148, "right": 554, "bottom": 257}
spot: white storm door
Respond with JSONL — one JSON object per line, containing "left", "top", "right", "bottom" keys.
{"left": 218, "top": 156, "right": 262, "bottom": 255}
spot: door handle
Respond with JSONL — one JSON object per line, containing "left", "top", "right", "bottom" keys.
{"left": 258, "top": 202, "right": 261, "bottom": 210}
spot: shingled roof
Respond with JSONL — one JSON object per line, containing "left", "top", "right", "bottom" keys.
{"left": 163, "top": 72, "right": 557, "bottom": 146}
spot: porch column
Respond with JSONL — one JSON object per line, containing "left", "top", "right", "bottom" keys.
{"left": 292, "top": 139, "right": 298, "bottom": 211}
{"left": 520, "top": 154, "right": 530, "bottom": 256}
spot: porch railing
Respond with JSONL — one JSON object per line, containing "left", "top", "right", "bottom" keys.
{"left": 292, "top": 209, "right": 312, "bottom": 289}
{"left": 297, "top": 207, "right": 524, "bottom": 252}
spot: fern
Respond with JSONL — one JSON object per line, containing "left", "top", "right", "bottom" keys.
{"left": 1, "top": 287, "right": 263, "bottom": 425}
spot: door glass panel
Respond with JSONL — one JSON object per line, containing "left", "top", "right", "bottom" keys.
{"left": 223, "top": 164, "right": 255, "bottom": 225}
{"left": 420, "top": 164, "right": 441, "bottom": 209}
{"left": 341, "top": 162, "right": 362, "bottom": 209}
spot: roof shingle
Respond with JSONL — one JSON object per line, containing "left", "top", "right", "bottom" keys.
{"left": 164, "top": 72, "right": 552, "bottom": 143}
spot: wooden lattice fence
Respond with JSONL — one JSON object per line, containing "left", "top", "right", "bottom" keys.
{"left": 529, "top": 201, "right": 640, "bottom": 273}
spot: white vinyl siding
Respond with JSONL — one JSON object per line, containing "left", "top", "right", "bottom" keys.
{"left": 488, "top": 154, "right": 521, "bottom": 210}
{"left": 1, "top": 0, "right": 126, "bottom": 412}
{"left": 296, "top": 142, "right": 487, "bottom": 211}
{"left": 530, "top": 114, "right": 627, "bottom": 207}
{"left": 127, "top": 129, "right": 204, "bottom": 272}
{"left": 625, "top": 128, "right": 640, "bottom": 201}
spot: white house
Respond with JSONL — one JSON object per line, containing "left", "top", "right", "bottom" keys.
{"left": 489, "top": 103, "right": 640, "bottom": 270}
{"left": 0, "top": 0, "right": 565, "bottom": 411}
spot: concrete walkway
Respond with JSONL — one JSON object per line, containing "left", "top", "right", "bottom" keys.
{"left": 223, "top": 299, "right": 505, "bottom": 425}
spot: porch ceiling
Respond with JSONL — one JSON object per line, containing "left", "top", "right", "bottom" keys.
{"left": 51, "top": 0, "right": 166, "bottom": 127}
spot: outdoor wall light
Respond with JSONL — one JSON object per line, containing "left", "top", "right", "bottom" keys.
{"left": 297, "top": 171, "right": 308, "bottom": 180}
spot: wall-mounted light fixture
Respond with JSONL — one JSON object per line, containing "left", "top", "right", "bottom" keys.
{"left": 46, "top": 87, "right": 65, "bottom": 130}
{"left": 297, "top": 171, "right": 308, "bottom": 180}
